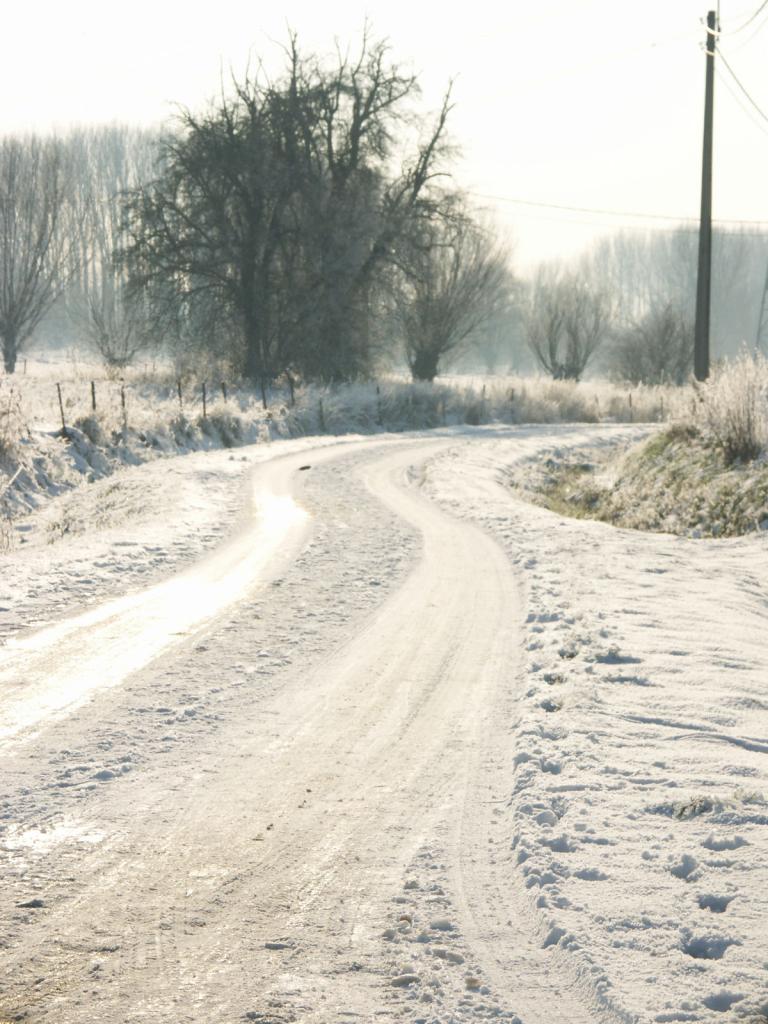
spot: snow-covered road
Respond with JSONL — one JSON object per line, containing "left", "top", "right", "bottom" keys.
{"left": 0, "top": 428, "right": 766, "bottom": 1024}
{"left": 0, "top": 451, "right": 309, "bottom": 741}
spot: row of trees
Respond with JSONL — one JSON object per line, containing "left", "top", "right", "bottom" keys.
{"left": 0, "top": 35, "right": 512, "bottom": 388}
{"left": 0, "top": 126, "right": 159, "bottom": 374}
{"left": 2, "top": 31, "right": 766, "bottom": 386}
{"left": 523, "top": 264, "right": 693, "bottom": 385}
{"left": 522, "top": 224, "right": 768, "bottom": 384}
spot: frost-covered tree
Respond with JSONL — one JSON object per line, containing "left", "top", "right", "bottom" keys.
{"left": 525, "top": 265, "right": 611, "bottom": 381}
{"left": 608, "top": 303, "right": 693, "bottom": 385}
{"left": 394, "top": 201, "right": 511, "bottom": 381}
{"left": 68, "top": 126, "right": 161, "bottom": 368}
{"left": 0, "top": 136, "right": 69, "bottom": 372}
{"left": 585, "top": 227, "right": 768, "bottom": 360}
{"left": 282, "top": 36, "right": 452, "bottom": 382}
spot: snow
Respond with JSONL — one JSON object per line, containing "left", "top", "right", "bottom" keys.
{"left": 425, "top": 428, "right": 768, "bottom": 1023}
{"left": 0, "top": 424, "right": 765, "bottom": 1022}
{"left": 0, "top": 454, "right": 310, "bottom": 739}
{"left": 0, "top": 434, "right": 353, "bottom": 643}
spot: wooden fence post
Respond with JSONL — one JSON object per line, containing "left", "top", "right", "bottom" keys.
{"left": 120, "top": 381, "right": 128, "bottom": 438}
{"left": 91, "top": 380, "right": 97, "bottom": 413}
{"left": 55, "top": 383, "right": 67, "bottom": 438}
{"left": 202, "top": 382, "right": 207, "bottom": 420}
{"left": 177, "top": 379, "right": 183, "bottom": 411}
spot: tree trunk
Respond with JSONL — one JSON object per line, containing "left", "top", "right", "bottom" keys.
{"left": 243, "top": 339, "right": 260, "bottom": 381}
{"left": 242, "top": 298, "right": 268, "bottom": 404}
{"left": 2, "top": 332, "right": 18, "bottom": 374}
{"left": 410, "top": 346, "right": 440, "bottom": 383}
{"left": 242, "top": 330, "right": 269, "bottom": 410}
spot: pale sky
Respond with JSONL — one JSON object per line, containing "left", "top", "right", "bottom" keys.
{"left": 3, "top": 0, "right": 768, "bottom": 268}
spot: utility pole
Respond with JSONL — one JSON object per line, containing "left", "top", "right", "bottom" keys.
{"left": 694, "top": 10, "right": 717, "bottom": 381}
{"left": 756, "top": 256, "right": 768, "bottom": 354}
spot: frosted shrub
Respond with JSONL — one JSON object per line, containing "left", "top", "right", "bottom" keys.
{"left": 199, "top": 408, "right": 245, "bottom": 448}
{"left": 0, "top": 381, "right": 25, "bottom": 460}
{"left": 72, "top": 413, "right": 108, "bottom": 447}
{"left": 692, "top": 353, "right": 768, "bottom": 464}
{"left": 3, "top": 355, "right": 683, "bottom": 454}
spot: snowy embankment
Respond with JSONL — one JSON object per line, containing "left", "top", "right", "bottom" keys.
{"left": 425, "top": 429, "right": 768, "bottom": 1023}
{"left": 506, "top": 430, "right": 768, "bottom": 540}
{"left": 0, "top": 358, "right": 670, "bottom": 549}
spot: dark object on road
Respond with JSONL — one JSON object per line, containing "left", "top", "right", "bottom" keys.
{"left": 298, "top": 465, "right": 312, "bottom": 471}
{"left": 17, "top": 898, "right": 45, "bottom": 909}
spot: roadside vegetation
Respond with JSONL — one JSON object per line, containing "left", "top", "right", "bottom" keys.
{"left": 1, "top": 359, "right": 672, "bottom": 438}
{"left": 511, "top": 353, "right": 768, "bottom": 538}
{"left": 0, "top": 354, "right": 673, "bottom": 545}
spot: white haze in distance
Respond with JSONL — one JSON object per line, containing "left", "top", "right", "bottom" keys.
{"left": 2, "top": 0, "right": 767, "bottom": 267}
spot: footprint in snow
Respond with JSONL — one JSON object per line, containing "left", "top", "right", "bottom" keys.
{"left": 702, "top": 990, "right": 744, "bottom": 1012}
{"left": 670, "top": 854, "right": 699, "bottom": 881}
{"left": 540, "top": 698, "right": 562, "bottom": 713}
{"left": 681, "top": 932, "right": 740, "bottom": 960}
{"left": 698, "top": 894, "right": 734, "bottom": 914}
{"left": 702, "top": 833, "right": 747, "bottom": 852}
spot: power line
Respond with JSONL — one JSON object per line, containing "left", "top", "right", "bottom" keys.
{"left": 716, "top": 45, "right": 768, "bottom": 123}
{"left": 470, "top": 192, "right": 768, "bottom": 228}
{"left": 730, "top": 6, "right": 768, "bottom": 48}
{"left": 715, "top": 61, "right": 768, "bottom": 139}
{"left": 719, "top": 0, "right": 768, "bottom": 33}
{"left": 467, "top": 16, "right": 768, "bottom": 241}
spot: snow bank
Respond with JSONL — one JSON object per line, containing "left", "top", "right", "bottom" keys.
{"left": 426, "top": 430, "right": 768, "bottom": 1023}
{"left": 508, "top": 427, "right": 768, "bottom": 539}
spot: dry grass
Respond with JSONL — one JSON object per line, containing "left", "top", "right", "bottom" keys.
{"left": 687, "top": 351, "right": 768, "bottom": 464}
{"left": 507, "top": 355, "right": 768, "bottom": 538}
{"left": 2, "top": 352, "right": 677, "bottom": 448}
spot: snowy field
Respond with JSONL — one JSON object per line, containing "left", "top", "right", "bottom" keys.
{"left": 0, "top": 421, "right": 765, "bottom": 1023}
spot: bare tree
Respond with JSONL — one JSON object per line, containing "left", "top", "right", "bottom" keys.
{"left": 394, "top": 203, "right": 511, "bottom": 381}
{"left": 608, "top": 303, "right": 693, "bottom": 385}
{"left": 0, "top": 136, "right": 69, "bottom": 372}
{"left": 122, "top": 84, "right": 298, "bottom": 404}
{"left": 278, "top": 32, "right": 453, "bottom": 381}
{"left": 69, "top": 127, "right": 160, "bottom": 367}
{"left": 78, "top": 283, "right": 153, "bottom": 369}
{"left": 121, "top": 33, "right": 453, "bottom": 392}
{"left": 525, "top": 265, "right": 611, "bottom": 380}
{"left": 585, "top": 226, "right": 768, "bottom": 360}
